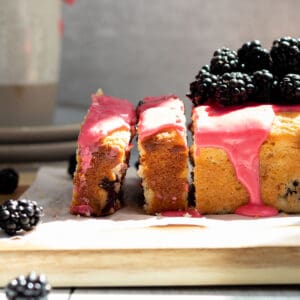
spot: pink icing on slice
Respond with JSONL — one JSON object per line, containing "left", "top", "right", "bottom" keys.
{"left": 78, "top": 94, "right": 135, "bottom": 172}
{"left": 194, "top": 104, "right": 279, "bottom": 217}
{"left": 161, "top": 208, "right": 202, "bottom": 218}
{"left": 138, "top": 95, "right": 186, "bottom": 142}
{"left": 71, "top": 204, "right": 93, "bottom": 216}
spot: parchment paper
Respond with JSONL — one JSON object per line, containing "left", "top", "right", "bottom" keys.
{"left": 1, "top": 166, "right": 300, "bottom": 248}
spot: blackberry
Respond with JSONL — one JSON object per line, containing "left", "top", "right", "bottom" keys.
{"left": 279, "top": 74, "right": 300, "bottom": 104}
{"left": 0, "top": 199, "right": 43, "bottom": 236}
{"left": 270, "top": 36, "right": 300, "bottom": 77}
{"left": 237, "top": 40, "right": 272, "bottom": 73}
{"left": 0, "top": 168, "right": 19, "bottom": 194}
{"left": 215, "top": 72, "right": 255, "bottom": 106}
{"left": 210, "top": 47, "right": 239, "bottom": 75}
{"left": 5, "top": 272, "right": 51, "bottom": 300}
{"left": 99, "top": 177, "right": 115, "bottom": 191}
{"left": 188, "top": 71, "right": 218, "bottom": 106}
{"left": 252, "top": 69, "right": 274, "bottom": 103}
{"left": 67, "top": 153, "right": 77, "bottom": 178}
{"left": 195, "top": 64, "right": 210, "bottom": 79}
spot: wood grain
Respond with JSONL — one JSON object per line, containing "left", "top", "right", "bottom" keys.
{"left": 1, "top": 246, "right": 300, "bottom": 287}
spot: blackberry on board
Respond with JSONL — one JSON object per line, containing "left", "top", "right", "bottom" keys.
{"left": 210, "top": 47, "right": 240, "bottom": 75}
{"left": 188, "top": 71, "right": 218, "bottom": 106}
{"left": 5, "top": 272, "right": 51, "bottom": 300}
{"left": 279, "top": 73, "right": 300, "bottom": 104}
{"left": 237, "top": 40, "right": 272, "bottom": 73}
{"left": 0, "top": 199, "right": 44, "bottom": 236}
{"left": 0, "top": 168, "right": 19, "bottom": 194}
{"left": 252, "top": 69, "right": 275, "bottom": 103}
{"left": 215, "top": 72, "right": 255, "bottom": 106}
{"left": 270, "top": 36, "right": 300, "bottom": 77}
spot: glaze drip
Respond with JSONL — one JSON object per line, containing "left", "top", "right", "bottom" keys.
{"left": 194, "top": 105, "right": 278, "bottom": 217}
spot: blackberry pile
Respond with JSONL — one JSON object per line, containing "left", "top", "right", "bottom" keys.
{"left": 5, "top": 272, "right": 51, "bottom": 300}
{"left": 188, "top": 36, "right": 300, "bottom": 106}
{"left": 0, "top": 199, "right": 44, "bottom": 235}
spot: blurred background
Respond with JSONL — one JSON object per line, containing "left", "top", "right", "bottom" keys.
{"left": 59, "top": 0, "right": 300, "bottom": 112}
{"left": 1, "top": 0, "right": 300, "bottom": 162}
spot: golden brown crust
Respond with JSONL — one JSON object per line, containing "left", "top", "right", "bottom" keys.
{"left": 138, "top": 130, "right": 189, "bottom": 214}
{"left": 192, "top": 112, "right": 300, "bottom": 214}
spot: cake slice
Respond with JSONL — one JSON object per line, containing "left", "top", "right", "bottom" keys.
{"left": 70, "top": 90, "right": 136, "bottom": 216}
{"left": 191, "top": 104, "right": 300, "bottom": 216}
{"left": 137, "top": 95, "right": 189, "bottom": 214}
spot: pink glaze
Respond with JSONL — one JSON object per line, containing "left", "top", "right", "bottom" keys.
{"left": 70, "top": 204, "right": 93, "bottom": 216}
{"left": 78, "top": 94, "right": 135, "bottom": 172}
{"left": 235, "top": 204, "right": 277, "bottom": 217}
{"left": 138, "top": 95, "right": 187, "bottom": 142}
{"left": 193, "top": 104, "right": 300, "bottom": 217}
{"left": 161, "top": 208, "right": 201, "bottom": 218}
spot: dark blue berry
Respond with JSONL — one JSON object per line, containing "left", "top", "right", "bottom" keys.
{"left": 0, "top": 168, "right": 19, "bottom": 194}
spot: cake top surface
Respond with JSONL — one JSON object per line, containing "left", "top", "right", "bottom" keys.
{"left": 193, "top": 104, "right": 300, "bottom": 136}
{"left": 77, "top": 92, "right": 135, "bottom": 172}
{"left": 78, "top": 93, "right": 135, "bottom": 148}
{"left": 137, "top": 94, "right": 187, "bottom": 141}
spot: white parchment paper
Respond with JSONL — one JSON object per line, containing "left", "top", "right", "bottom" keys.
{"left": 2, "top": 166, "right": 300, "bottom": 249}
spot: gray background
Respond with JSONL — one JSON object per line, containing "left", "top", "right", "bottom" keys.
{"left": 58, "top": 0, "right": 300, "bottom": 111}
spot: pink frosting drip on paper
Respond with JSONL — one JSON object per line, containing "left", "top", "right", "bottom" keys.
{"left": 193, "top": 104, "right": 300, "bottom": 217}
{"left": 78, "top": 94, "right": 135, "bottom": 172}
{"left": 138, "top": 95, "right": 187, "bottom": 142}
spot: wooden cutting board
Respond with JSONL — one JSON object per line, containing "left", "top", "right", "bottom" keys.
{"left": 1, "top": 170, "right": 300, "bottom": 287}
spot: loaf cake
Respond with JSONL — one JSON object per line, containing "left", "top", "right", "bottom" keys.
{"left": 70, "top": 90, "right": 136, "bottom": 216}
{"left": 136, "top": 95, "right": 189, "bottom": 214}
{"left": 188, "top": 37, "right": 300, "bottom": 217}
{"left": 191, "top": 104, "right": 300, "bottom": 216}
